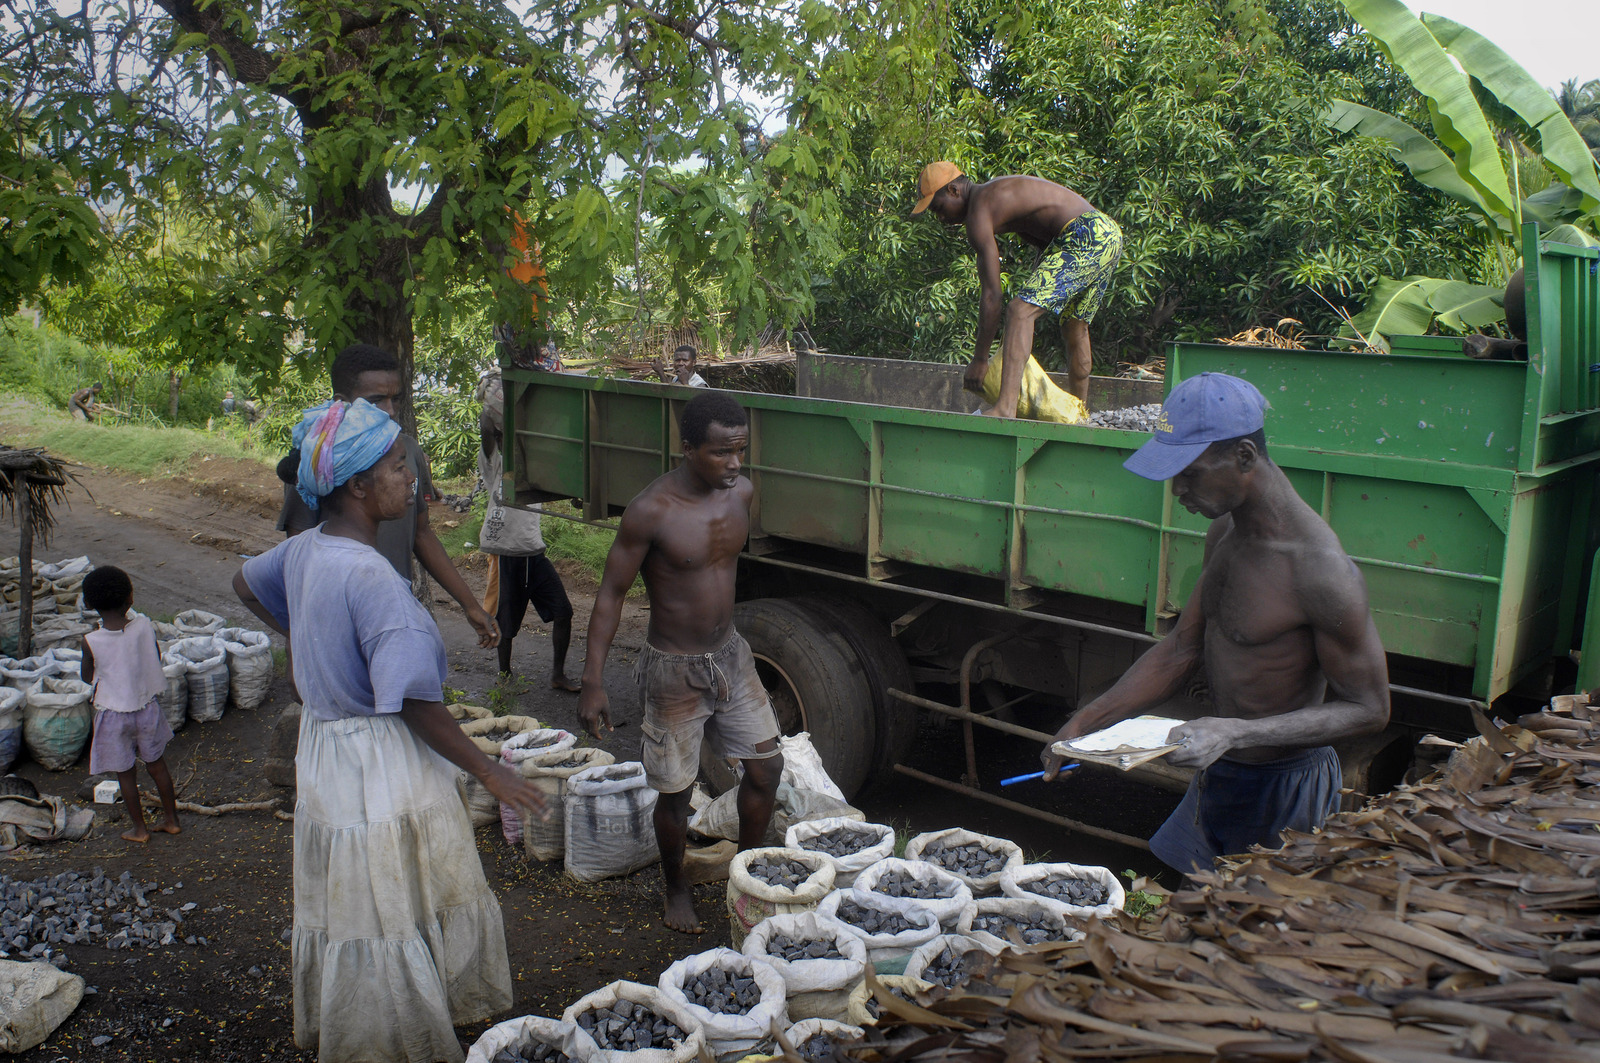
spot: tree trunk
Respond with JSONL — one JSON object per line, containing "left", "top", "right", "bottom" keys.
{"left": 168, "top": 369, "right": 181, "bottom": 422}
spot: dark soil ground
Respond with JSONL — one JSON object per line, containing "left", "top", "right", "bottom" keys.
{"left": 6, "top": 462, "right": 1172, "bottom": 1062}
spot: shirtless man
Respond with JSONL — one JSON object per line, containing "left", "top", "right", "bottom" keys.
{"left": 913, "top": 162, "right": 1122, "bottom": 418}
{"left": 578, "top": 392, "right": 784, "bottom": 932}
{"left": 1040, "top": 373, "right": 1390, "bottom": 874}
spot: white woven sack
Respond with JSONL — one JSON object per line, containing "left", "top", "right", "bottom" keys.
{"left": 156, "top": 656, "right": 188, "bottom": 732}
{"left": 166, "top": 636, "right": 228, "bottom": 723}
{"left": 458, "top": 770, "right": 501, "bottom": 828}
{"left": 658, "top": 948, "right": 787, "bottom": 1060}
{"left": 784, "top": 1018, "right": 863, "bottom": 1056}
{"left": 510, "top": 747, "right": 615, "bottom": 861}
{"left": 1, "top": 656, "right": 59, "bottom": 692}
{"left": 0, "top": 687, "right": 24, "bottom": 774}
{"left": 0, "top": 959, "right": 86, "bottom": 1052}
{"left": 957, "top": 896, "right": 1080, "bottom": 951}
{"left": 217, "top": 628, "right": 273, "bottom": 710}
{"left": 903, "top": 933, "right": 1004, "bottom": 994}
{"left": 43, "top": 647, "right": 81, "bottom": 678}
{"left": 466, "top": 1015, "right": 603, "bottom": 1063}
{"left": 904, "top": 827, "right": 1025, "bottom": 895}
{"left": 173, "top": 609, "right": 226, "bottom": 638}
{"left": 862, "top": 975, "right": 934, "bottom": 1024}
{"left": 999, "top": 862, "right": 1125, "bottom": 920}
{"left": 741, "top": 910, "right": 866, "bottom": 995}
{"left": 460, "top": 715, "right": 545, "bottom": 757}
{"left": 725, "top": 846, "right": 835, "bottom": 947}
{"left": 561, "top": 980, "right": 705, "bottom": 1063}
{"left": 31, "top": 617, "right": 90, "bottom": 655}
{"left": 814, "top": 888, "right": 940, "bottom": 967}
{"left": 786, "top": 818, "right": 895, "bottom": 888}
{"left": 851, "top": 858, "right": 974, "bottom": 928}
{"left": 496, "top": 729, "right": 578, "bottom": 848}
{"left": 22, "top": 677, "right": 93, "bottom": 771}
{"left": 36, "top": 556, "right": 90, "bottom": 581}
{"left": 563, "top": 762, "right": 659, "bottom": 882}
{"left": 691, "top": 783, "right": 863, "bottom": 846}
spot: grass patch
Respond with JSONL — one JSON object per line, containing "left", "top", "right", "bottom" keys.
{"left": 433, "top": 494, "right": 488, "bottom": 559}
{"left": 0, "top": 402, "right": 276, "bottom": 479}
{"left": 543, "top": 502, "right": 620, "bottom": 582}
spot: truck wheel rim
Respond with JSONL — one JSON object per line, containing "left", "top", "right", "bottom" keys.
{"left": 750, "top": 652, "right": 806, "bottom": 734}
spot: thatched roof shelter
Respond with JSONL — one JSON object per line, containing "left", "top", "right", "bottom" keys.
{"left": 1, "top": 446, "right": 78, "bottom": 657}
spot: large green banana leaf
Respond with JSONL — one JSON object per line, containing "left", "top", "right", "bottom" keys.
{"left": 1341, "top": 0, "right": 1514, "bottom": 220}
{"left": 1326, "top": 99, "right": 1493, "bottom": 218}
{"left": 1347, "top": 275, "right": 1505, "bottom": 345}
{"left": 1521, "top": 185, "right": 1589, "bottom": 227}
{"left": 1420, "top": 14, "right": 1600, "bottom": 213}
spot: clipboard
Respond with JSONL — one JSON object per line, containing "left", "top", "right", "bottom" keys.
{"left": 1051, "top": 715, "right": 1185, "bottom": 771}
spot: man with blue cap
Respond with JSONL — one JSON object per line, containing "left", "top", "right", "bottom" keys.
{"left": 1040, "top": 373, "right": 1391, "bottom": 875}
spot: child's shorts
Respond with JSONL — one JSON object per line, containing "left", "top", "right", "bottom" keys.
{"left": 89, "top": 699, "right": 174, "bottom": 775}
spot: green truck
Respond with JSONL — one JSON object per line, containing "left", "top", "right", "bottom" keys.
{"left": 503, "top": 226, "right": 1600, "bottom": 846}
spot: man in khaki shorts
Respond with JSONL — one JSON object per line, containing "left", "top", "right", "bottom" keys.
{"left": 580, "top": 392, "right": 784, "bottom": 933}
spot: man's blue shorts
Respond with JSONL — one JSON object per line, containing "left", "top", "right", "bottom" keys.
{"left": 1150, "top": 746, "right": 1341, "bottom": 875}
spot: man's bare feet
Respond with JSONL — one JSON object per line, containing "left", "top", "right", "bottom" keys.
{"left": 663, "top": 889, "right": 703, "bottom": 934}
{"left": 551, "top": 675, "right": 582, "bottom": 693}
{"left": 121, "top": 827, "right": 150, "bottom": 844}
{"left": 154, "top": 819, "right": 181, "bottom": 835}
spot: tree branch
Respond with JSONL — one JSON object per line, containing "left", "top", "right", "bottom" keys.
{"left": 150, "top": 0, "right": 314, "bottom": 116}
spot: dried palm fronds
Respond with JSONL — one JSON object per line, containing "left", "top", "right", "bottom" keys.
{"left": 1216, "top": 319, "right": 1309, "bottom": 349}
{"left": 838, "top": 699, "right": 1600, "bottom": 1063}
{"left": 1118, "top": 358, "right": 1166, "bottom": 381}
{"left": 0, "top": 446, "right": 79, "bottom": 543}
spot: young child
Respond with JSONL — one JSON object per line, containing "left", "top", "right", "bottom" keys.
{"left": 80, "top": 566, "right": 181, "bottom": 843}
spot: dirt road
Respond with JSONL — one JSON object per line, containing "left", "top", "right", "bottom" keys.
{"left": 7, "top": 461, "right": 1168, "bottom": 1061}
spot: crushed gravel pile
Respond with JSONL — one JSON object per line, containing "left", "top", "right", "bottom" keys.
{"left": 796, "top": 827, "right": 881, "bottom": 859}
{"left": 1087, "top": 403, "right": 1163, "bottom": 431}
{"left": 869, "top": 868, "right": 958, "bottom": 900}
{"left": 491, "top": 1040, "right": 572, "bottom": 1063}
{"left": 765, "top": 932, "right": 843, "bottom": 962}
{"left": 970, "top": 911, "right": 1055, "bottom": 945}
{"left": 920, "top": 945, "right": 978, "bottom": 989}
{"left": 574, "top": 999, "right": 686, "bottom": 1050}
{"left": 0, "top": 869, "right": 200, "bottom": 966}
{"left": 918, "top": 841, "right": 1006, "bottom": 878}
{"left": 797, "top": 1032, "right": 844, "bottom": 1061}
{"left": 682, "top": 966, "right": 762, "bottom": 1014}
{"left": 746, "top": 857, "right": 814, "bottom": 890}
{"left": 834, "top": 898, "right": 919, "bottom": 935}
{"left": 1022, "top": 875, "right": 1109, "bottom": 906}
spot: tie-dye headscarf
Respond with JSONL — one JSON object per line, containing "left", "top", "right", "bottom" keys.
{"left": 291, "top": 399, "right": 402, "bottom": 510}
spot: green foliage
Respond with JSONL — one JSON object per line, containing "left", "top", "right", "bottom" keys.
{"left": 541, "top": 503, "right": 623, "bottom": 584}
{"left": 433, "top": 495, "right": 489, "bottom": 560}
{"left": 415, "top": 392, "right": 482, "bottom": 480}
{"left": 1121, "top": 870, "right": 1166, "bottom": 918}
{"left": 811, "top": 0, "right": 1479, "bottom": 365}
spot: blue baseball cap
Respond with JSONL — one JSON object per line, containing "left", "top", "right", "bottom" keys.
{"left": 1122, "top": 373, "right": 1269, "bottom": 481}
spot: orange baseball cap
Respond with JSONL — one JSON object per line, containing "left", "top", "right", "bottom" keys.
{"left": 912, "top": 161, "right": 964, "bottom": 214}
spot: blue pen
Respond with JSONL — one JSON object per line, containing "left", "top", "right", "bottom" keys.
{"left": 1000, "top": 766, "right": 1076, "bottom": 786}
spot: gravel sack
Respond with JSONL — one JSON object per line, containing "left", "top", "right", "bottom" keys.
{"left": 129, "top": 612, "right": 181, "bottom": 652}
{"left": 691, "top": 783, "right": 862, "bottom": 846}
{"left": 496, "top": 730, "right": 580, "bottom": 849}
{"left": 904, "top": 827, "right": 1024, "bottom": 896}
{"left": 172, "top": 609, "right": 225, "bottom": 638}
{"left": 47, "top": 575, "right": 86, "bottom": 609}
{"left": 903, "top": 934, "right": 1003, "bottom": 994}
{"left": 563, "top": 762, "right": 659, "bottom": 882}
{"left": 0, "top": 959, "right": 85, "bottom": 1053}
{"left": 216, "top": 628, "right": 273, "bottom": 710}
{"left": 510, "top": 747, "right": 615, "bottom": 861}
{"left": 461, "top": 715, "right": 546, "bottom": 757}
{"left": 774, "top": 731, "right": 845, "bottom": 801}
{"left": 862, "top": 975, "right": 935, "bottom": 1023}
{"left": 30, "top": 617, "right": 90, "bottom": 655}
{"left": 166, "top": 637, "right": 229, "bottom": 723}
{"left": 815, "top": 889, "right": 939, "bottom": 969}
{"left": 448, "top": 702, "right": 495, "bottom": 721}
{"left": 957, "top": 897, "right": 1080, "bottom": 951}
{"left": 36, "top": 557, "right": 90, "bottom": 581}
{"left": 466, "top": 1015, "right": 603, "bottom": 1063}
{"left": 784, "top": 1018, "right": 864, "bottom": 1062}
{"left": 0, "top": 688, "right": 23, "bottom": 773}
{"left": 786, "top": 818, "right": 895, "bottom": 889}
{"left": 850, "top": 858, "right": 973, "bottom": 928}
{"left": 741, "top": 909, "right": 866, "bottom": 996}
{"left": 725, "top": 847, "right": 835, "bottom": 947}
{"left": 43, "top": 648, "right": 80, "bottom": 678}
{"left": 561, "top": 980, "right": 705, "bottom": 1063}
{"left": 1, "top": 656, "right": 59, "bottom": 692}
{"left": 999, "top": 862, "right": 1125, "bottom": 920}
{"left": 458, "top": 768, "right": 502, "bottom": 828}
{"left": 156, "top": 655, "right": 189, "bottom": 732}
{"left": 657, "top": 947, "right": 787, "bottom": 1060}
{"left": 22, "top": 678, "right": 93, "bottom": 771}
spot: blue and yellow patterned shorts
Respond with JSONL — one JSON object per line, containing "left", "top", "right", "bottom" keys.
{"left": 1011, "top": 210, "right": 1123, "bottom": 324}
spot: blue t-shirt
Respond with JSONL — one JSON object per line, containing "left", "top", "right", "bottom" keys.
{"left": 241, "top": 527, "right": 447, "bottom": 722}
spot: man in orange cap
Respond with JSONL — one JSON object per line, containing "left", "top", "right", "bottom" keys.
{"left": 913, "top": 162, "right": 1122, "bottom": 419}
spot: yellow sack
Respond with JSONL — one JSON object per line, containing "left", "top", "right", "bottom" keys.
{"left": 979, "top": 351, "right": 1088, "bottom": 424}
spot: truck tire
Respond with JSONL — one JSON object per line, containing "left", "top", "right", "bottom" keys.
{"left": 699, "top": 598, "right": 877, "bottom": 799}
{"left": 791, "top": 596, "right": 917, "bottom": 791}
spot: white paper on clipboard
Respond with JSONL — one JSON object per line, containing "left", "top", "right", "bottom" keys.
{"left": 1051, "top": 715, "right": 1186, "bottom": 770}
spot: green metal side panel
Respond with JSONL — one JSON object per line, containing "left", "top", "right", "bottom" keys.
{"left": 879, "top": 423, "right": 1015, "bottom": 577}
{"left": 1485, "top": 478, "right": 1581, "bottom": 698}
{"left": 508, "top": 378, "right": 586, "bottom": 499}
{"left": 590, "top": 392, "right": 669, "bottom": 517}
{"left": 1019, "top": 437, "right": 1156, "bottom": 606}
{"left": 749, "top": 408, "right": 868, "bottom": 553}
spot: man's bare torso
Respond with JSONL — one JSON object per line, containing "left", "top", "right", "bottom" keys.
{"left": 635, "top": 472, "right": 752, "bottom": 654}
{"left": 1199, "top": 509, "right": 1353, "bottom": 762}
{"left": 967, "top": 176, "right": 1095, "bottom": 249}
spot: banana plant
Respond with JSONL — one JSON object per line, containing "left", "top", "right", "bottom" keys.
{"left": 1328, "top": 0, "right": 1600, "bottom": 348}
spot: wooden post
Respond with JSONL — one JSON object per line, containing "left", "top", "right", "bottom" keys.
{"left": 17, "top": 476, "right": 32, "bottom": 659}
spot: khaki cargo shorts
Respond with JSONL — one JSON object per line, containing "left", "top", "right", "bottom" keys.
{"left": 633, "top": 631, "right": 781, "bottom": 794}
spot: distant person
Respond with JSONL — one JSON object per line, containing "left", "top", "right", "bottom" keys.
{"left": 80, "top": 566, "right": 181, "bottom": 844}
{"left": 69, "top": 382, "right": 103, "bottom": 422}
{"left": 578, "top": 392, "right": 783, "bottom": 933}
{"left": 476, "top": 374, "right": 580, "bottom": 692}
{"left": 222, "top": 390, "right": 237, "bottom": 416}
{"left": 1040, "top": 373, "right": 1389, "bottom": 875}
{"left": 235, "top": 398, "right": 546, "bottom": 1063}
{"left": 654, "top": 344, "right": 709, "bottom": 387}
{"left": 274, "top": 344, "right": 499, "bottom": 647}
{"left": 913, "top": 161, "right": 1122, "bottom": 420}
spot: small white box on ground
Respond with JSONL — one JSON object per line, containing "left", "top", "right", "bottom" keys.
{"left": 93, "top": 780, "right": 120, "bottom": 804}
